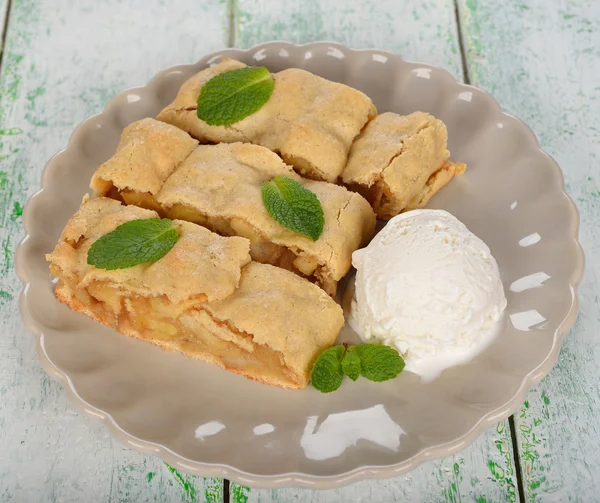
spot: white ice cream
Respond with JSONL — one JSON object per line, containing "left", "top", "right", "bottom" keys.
{"left": 348, "top": 209, "right": 507, "bottom": 364}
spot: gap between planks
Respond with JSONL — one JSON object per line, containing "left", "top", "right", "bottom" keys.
{"left": 224, "top": 0, "right": 236, "bottom": 496}
{"left": 227, "top": 0, "right": 237, "bottom": 48}
{"left": 0, "top": 0, "right": 13, "bottom": 70}
{"left": 224, "top": 478, "right": 230, "bottom": 501}
{"left": 453, "top": 0, "right": 471, "bottom": 85}
{"left": 509, "top": 415, "right": 526, "bottom": 503}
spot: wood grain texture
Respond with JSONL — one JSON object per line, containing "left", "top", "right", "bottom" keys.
{"left": 235, "top": 0, "right": 464, "bottom": 79}
{"left": 0, "top": 0, "right": 227, "bottom": 501}
{"left": 458, "top": 0, "right": 599, "bottom": 501}
{"left": 229, "top": 1, "right": 519, "bottom": 500}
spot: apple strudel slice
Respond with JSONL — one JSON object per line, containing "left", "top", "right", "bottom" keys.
{"left": 342, "top": 112, "right": 467, "bottom": 219}
{"left": 47, "top": 197, "right": 343, "bottom": 389}
{"left": 92, "top": 140, "right": 376, "bottom": 296}
{"left": 91, "top": 118, "right": 198, "bottom": 213}
{"left": 156, "top": 58, "right": 377, "bottom": 183}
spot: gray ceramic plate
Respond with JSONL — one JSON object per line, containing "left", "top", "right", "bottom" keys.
{"left": 16, "top": 42, "right": 584, "bottom": 489}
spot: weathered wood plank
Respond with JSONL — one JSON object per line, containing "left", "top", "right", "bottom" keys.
{"left": 0, "top": 0, "right": 227, "bottom": 501}
{"left": 458, "top": 0, "right": 599, "bottom": 500}
{"left": 235, "top": 0, "right": 463, "bottom": 79}
{"left": 230, "top": 1, "right": 520, "bottom": 500}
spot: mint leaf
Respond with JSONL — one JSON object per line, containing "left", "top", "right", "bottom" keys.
{"left": 311, "top": 343, "right": 405, "bottom": 393}
{"left": 87, "top": 218, "right": 179, "bottom": 270}
{"left": 262, "top": 176, "right": 324, "bottom": 241}
{"left": 311, "top": 345, "right": 345, "bottom": 393}
{"left": 352, "top": 344, "right": 405, "bottom": 382}
{"left": 341, "top": 350, "right": 361, "bottom": 381}
{"left": 196, "top": 66, "right": 274, "bottom": 126}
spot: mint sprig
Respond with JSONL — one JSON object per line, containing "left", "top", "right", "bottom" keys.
{"left": 351, "top": 345, "right": 406, "bottom": 382}
{"left": 311, "top": 344, "right": 405, "bottom": 393}
{"left": 196, "top": 66, "right": 274, "bottom": 126}
{"left": 87, "top": 218, "right": 179, "bottom": 270}
{"left": 311, "top": 346, "right": 345, "bottom": 393}
{"left": 262, "top": 176, "right": 324, "bottom": 241}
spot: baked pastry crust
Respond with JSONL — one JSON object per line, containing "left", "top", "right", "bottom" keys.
{"left": 90, "top": 118, "right": 198, "bottom": 212}
{"left": 342, "top": 112, "right": 466, "bottom": 219}
{"left": 157, "top": 58, "right": 377, "bottom": 182}
{"left": 156, "top": 143, "right": 376, "bottom": 295}
{"left": 48, "top": 196, "right": 251, "bottom": 304}
{"left": 179, "top": 262, "right": 344, "bottom": 388}
{"left": 47, "top": 197, "right": 343, "bottom": 389}
{"left": 91, "top": 135, "right": 376, "bottom": 295}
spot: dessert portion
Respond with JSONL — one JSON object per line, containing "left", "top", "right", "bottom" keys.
{"left": 48, "top": 60, "right": 495, "bottom": 392}
{"left": 47, "top": 197, "right": 344, "bottom": 389}
{"left": 157, "top": 58, "right": 377, "bottom": 182}
{"left": 91, "top": 118, "right": 198, "bottom": 213}
{"left": 157, "top": 143, "right": 375, "bottom": 295}
{"left": 342, "top": 112, "right": 466, "bottom": 219}
{"left": 188, "top": 261, "right": 345, "bottom": 388}
{"left": 348, "top": 209, "right": 506, "bottom": 361}
{"left": 91, "top": 128, "right": 376, "bottom": 295}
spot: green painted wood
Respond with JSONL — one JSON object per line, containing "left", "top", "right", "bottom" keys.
{"left": 230, "top": 1, "right": 520, "bottom": 500}
{"left": 0, "top": 0, "right": 228, "bottom": 500}
{"left": 458, "top": 0, "right": 599, "bottom": 501}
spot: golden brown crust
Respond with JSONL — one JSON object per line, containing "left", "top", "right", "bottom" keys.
{"left": 156, "top": 143, "right": 376, "bottom": 293}
{"left": 48, "top": 197, "right": 343, "bottom": 389}
{"left": 90, "top": 118, "right": 198, "bottom": 198}
{"left": 47, "top": 197, "right": 251, "bottom": 304}
{"left": 157, "top": 58, "right": 376, "bottom": 182}
{"left": 342, "top": 112, "right": 466, "bottom": 219}
{"left": 408, "top": 159, "right": 467, "bottom": 209}
{"left": 201, "top": 262, "right": 344, "bottom": 386}
{"left": 90, "top": 135, "right": 375, "bottom": 295}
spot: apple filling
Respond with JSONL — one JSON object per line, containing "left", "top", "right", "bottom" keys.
{"left": 165, "top": 202, "right": 336, "bottom": 295}
{"left": 60, "top": 278, "right": 298, "bottom": 387}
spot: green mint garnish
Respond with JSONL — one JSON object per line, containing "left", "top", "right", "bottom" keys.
{"left": 341, "top": 350, "right": 361, "bottom": 381}
{"left": 351, "top": 344, "right": 406, "bottom": 382}
{"left": 311, "top": 344, "right": 405, "bottom": 393}
{"left": 310, "top": 346, "right": 345, "bottom": 393}
{"left": 87, "top": 218, "right": 179, "bottom": 270}
{"left": 261, "top": 176, "right": 324, "bottom": 241}
{"left": 196, "top": 66, "right": 274, "bottom": 126}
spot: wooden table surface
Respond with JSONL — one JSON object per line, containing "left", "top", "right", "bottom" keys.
{"left": 0, "top": 0, "right": 597, "bottom": 501}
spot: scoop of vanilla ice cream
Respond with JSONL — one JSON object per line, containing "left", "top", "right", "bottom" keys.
{"left": 348, "top": 209, "right": 506, "bottom": 359}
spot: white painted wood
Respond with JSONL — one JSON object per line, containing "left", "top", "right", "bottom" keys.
{"left": 0, "top": 0, "right": 227, "bottom": 501}
{"left": 230, "top": 1, "right": 520, "bottom": 500}
{"left": 458, "top": 0, "right": 600, "bottom": 500}
{"left": 235, "top": 0, "right": 464, "bottom": 80}
{"left": 7, "top": 0, "right": 595, "bottom": 500}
